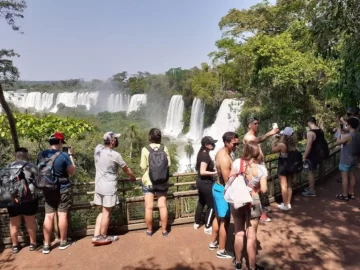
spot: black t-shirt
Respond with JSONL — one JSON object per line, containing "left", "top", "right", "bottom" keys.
{"left": 196, "top": 152, "right": 215, "bottom": 183}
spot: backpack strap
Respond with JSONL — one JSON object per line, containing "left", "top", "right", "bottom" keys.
{"left": 159, "top": 144, "right": 164, "bottom": 151}
{"left": 146, "top": 145, "right": 154, "bottom": 153}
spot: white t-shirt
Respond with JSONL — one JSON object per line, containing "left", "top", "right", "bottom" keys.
{"left": 94, "top": 144, "right": 126, "bottom": 195}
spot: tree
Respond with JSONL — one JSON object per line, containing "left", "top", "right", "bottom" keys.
{"left": 184, "top": 141, "right": 194, "bottom": 170}
{"left": 0, "top": 0, "right": 27, "bottom": 150}
{"left": 124, "top": 124, "right": 140, "bottom": 159}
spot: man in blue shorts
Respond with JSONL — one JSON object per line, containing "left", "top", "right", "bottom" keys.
{"left": 209, "top": 132, "right": 239, "bottom": 259}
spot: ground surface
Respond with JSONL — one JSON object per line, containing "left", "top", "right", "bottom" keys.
{"left": 1, "top": 172, "right": 360, "bottom": 270}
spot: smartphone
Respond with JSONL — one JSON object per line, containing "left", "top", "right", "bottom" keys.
{"left": 272, "top": 123, "right": 278, "bottom": 129}
{"left": 62, "top": 146, "right": 71, "bottom": 152}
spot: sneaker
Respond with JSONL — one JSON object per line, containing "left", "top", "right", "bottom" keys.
{"left": 92, "top": 235, "right": 112, "bottom": 245}
{"left": 204, "top": 226, "right": 212, "bottom": 235}
{"left": 12, "top": 245, "right": 20, "bottom": 254}
{"left": 278, "top": 203, "right": 290, "bottom": 211}
{"left": 194, "top": 223, "right": 200, "bottom": 230}
{"left": 234, "top": 262, "right": 242, "bottom": 270}
{"left": 92, "top": 235, "right": 100, "bottom": 242}
{"left": 59, "top": 240, "right": 71, "bottom": 250}
{"left": 42, "top": 244, "right": 50, "bottom": 254}
{"left": 208, "top": 241, "right": 218, "bottom": 250}
{"left": 105, "top": 235, "right": 119, "bottom": 242}
{"left": 29, "top": 243, "right": 38, "bottom": 251}
{"left": 249, "top": 264, "right": 265, "bottom": 270}
{"left": 302, "top": 190, "right": 316, "bottom": 197}
{"left": 260, "top": 213, "right": 271, "bottom": 222}
{"left": 216, "top": 250, "right": 233, "bottom": 259}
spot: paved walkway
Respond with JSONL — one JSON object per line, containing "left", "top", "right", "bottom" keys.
{"left": 1, "top": 172, "right": 360, "bottom": 270}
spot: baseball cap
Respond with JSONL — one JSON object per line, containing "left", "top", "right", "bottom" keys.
{"left": 50, "top": 132, "right": 66, "bottom": 143}
{"left": 103, "top": 131, "right": 121, "bottom": 141}
{"left": 280, "top": 127, "right": 294, "bottom": 136}
{"left": 201, "top": 136, "right": 218, "bottom": 146}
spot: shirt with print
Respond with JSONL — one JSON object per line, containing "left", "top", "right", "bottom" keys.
{"left": 140, "top": 143, "right": 171, "bottom": 186}
{"left": 37, "top": 150, "right": 73, "bottom": 191}
{"left": 9, "top": 160, "right": 39, "bottom": 201}
{"left": 94, "top": 144, "right": 126, "bottom": 195}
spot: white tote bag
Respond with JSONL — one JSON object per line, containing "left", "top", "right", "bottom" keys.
{"left": 224, "top": 158, "right": 253, "bottom": 209}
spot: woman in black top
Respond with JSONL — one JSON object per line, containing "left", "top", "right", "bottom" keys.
{"left": 194, "top": 136, "right": 218, "bottom": 234}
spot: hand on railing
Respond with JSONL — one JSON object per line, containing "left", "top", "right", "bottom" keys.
{"left": 129, "top": 175, "right": 136, "bottom": 182}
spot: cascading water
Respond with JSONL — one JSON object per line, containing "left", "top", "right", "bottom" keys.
{"left": 163, "top": 95, "right": 184, "bottom": 138}
{"left": 126, "top": 94, "right": 147, "bottom": 115}
{"left": 50, "top": 91, "right": 99, "bottom": 112}
{"left": 107, "top": 93, "right": 130, "bottom": 112}
{"left": 186, "top": 98, "right": 205, "bottom": 141}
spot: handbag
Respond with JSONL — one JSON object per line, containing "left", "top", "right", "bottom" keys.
{"left": 224, "top": 158, "right": 253, "bottom": 209}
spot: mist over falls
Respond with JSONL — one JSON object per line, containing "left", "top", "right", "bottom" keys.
{"left": 2, "top": 91, "right": 243, "bottom": 172}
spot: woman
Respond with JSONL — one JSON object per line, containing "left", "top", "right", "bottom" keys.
{"left": 272, "top": 127, "right": 297, "bottom": 211}
{"left": 232, "top": 142, "right": 267, "bottom": 270}
{"left": 194, "top": 136, "right": 218, "bottom": 234}
{"left": 140, "top": 128, "right": 171, "bottom": 237}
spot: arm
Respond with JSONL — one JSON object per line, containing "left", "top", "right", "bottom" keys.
{"left": 200, "top": 162, "right": 217, "bottom": 176}
{"left": 165, "top": 146, "right": 171, "bottom": 167}
{"left": 122, "top": 165, "right": 136, "bottom": 181}
{"left": 260, "top": 176, "right": 268, "bottom": 194}
{"left": 272, "top": 142, "right": 286, "bottom": 153}
{"left": 245, "top": 129, "right": 278, "bottom": 144}
{"left": 335, "top": 132, "right": 351, "bottom": 146}
{"left": 303, "top": 131, "right": 315, "bottom": 160}
{"left": 140, "top": 147, "right": 147, "bottom": 171}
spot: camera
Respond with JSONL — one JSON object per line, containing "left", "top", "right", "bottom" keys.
{"left": 62, "top": 146, "right": 71, "bottom": 152}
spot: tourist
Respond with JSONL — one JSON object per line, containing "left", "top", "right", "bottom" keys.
{"left": 194, "top": 136, "right": 217, "bottom": 234}
{"left": 272, "top": 127, "right": 297, "bottom": 211}
{"left": 302, "top": 117, "right": 327, "bottom": 197}
{"left": 243, "top": 117, "right": 279, "bottom": 222}
{"left": 140, "top": 128, "right": 171, "bottom": 237}
{"left": 5, "top": 147, "right": 39, "bottom": 254}
{"left": 334, "top": 118, "right": 359, "bottom": 201}
{"left": 232, "top": 142, "right": 267, "bottom": 270}
{"left": 92, "top": 132, "right": 136, "bottom": 245}
{"left": 209, "top": 132, "right": 239, "bottom": 259}
{"left": 38, "top": 132, "right": 76, "bottom": 254}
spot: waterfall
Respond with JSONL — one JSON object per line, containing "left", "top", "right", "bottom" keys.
{"left": 50, "top": 91, "right": 99, "bottom": 112}
{"left": 163, "top": 95, "right": 184, "bottom": 138}
{"left": 107, "top": 93, "right": 130, "bottom": 112}
{"left": 2, "top": 91, "right": 54, "bottom": 111}
{"left": 126, "top": 94, "right": 147, "bottom": 115}
{"left": 186, "top": 98, "right": 205, "bottom": 141}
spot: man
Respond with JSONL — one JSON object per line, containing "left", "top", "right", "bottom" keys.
{"left": 209, "top": 132, "right": 239, "bottom": 259}
{"left": 6, "top": 147, "right": 39, "bottom": 254}
{"left": 302, "top": 117, "right": 326, "bottom": 197}
{"left": 38, "top": 132, "right": 76, "bottom": 254}
{"left": 243, "top": 117, "right": 279, "bottom": 223}
{"left": 92, "top": 131, "right": 136, "bottom": 245}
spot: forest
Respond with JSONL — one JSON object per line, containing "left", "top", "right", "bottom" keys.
{"left": 0, "top": 0, "right": 359, "bottom": 178}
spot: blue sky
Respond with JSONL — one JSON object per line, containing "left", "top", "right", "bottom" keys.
{"left": 1, "top": 0, "right": 270, "bottom": 81}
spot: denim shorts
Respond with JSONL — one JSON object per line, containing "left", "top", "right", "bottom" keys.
{"left": 339, "top": 163, "right": 356, "bottom": 172}
{"left": 142, "top": 184, "right": 168, "bottom": 195}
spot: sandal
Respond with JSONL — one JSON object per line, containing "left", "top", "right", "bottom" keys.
{"left": 348, "top": 194, "right": 355, "bottom": 200}
{"left": 336, "top": 194, "right": 349, "bottom": 201}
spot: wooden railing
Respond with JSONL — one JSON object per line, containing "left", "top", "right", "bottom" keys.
{"left": 0, "top": 140, "right": 340, "bottom": 245}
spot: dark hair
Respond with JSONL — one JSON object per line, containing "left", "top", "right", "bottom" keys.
{"left": 222, "top": 132, "right": 238, "bottom": 144}
{"left": 347, "top": 117, "right": 360, "bottom": 129}
{"left": 242, "top": 142, "right": 264, "bottom": 163}
{"left": 15, "top": 147, "right": 29, "bottom": 160}
{"left": 307, "top": 117, "right": 317, "bottom": 125}
{"left": 49, "top": 138, "right": 61, "bottom": 145}
{"left": 247, "top": 117, "right": 259, "bottom": 124}
{"left": 15, "top": 147, "right": 28, "bottom": 153}
{"left": 280, "top": 134, "right": 297, "bottom": 152}
{"left": 195, "top": 145, "right": 207, "bottom": 171}
{"left": 149, "top": 128, "right": 162, "bottom": 144}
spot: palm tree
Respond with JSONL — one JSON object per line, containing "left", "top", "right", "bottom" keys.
{"left": 184, "top": 141, "right": 194, "bottom": 170}
{"left": 124, "top": 124, "right": 140, "bottom": 159}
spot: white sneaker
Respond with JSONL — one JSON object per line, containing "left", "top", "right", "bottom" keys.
{"left": 278, "top": 203, "right": 292, "bottom": 210}
{"left": 278, "top": 204, "right": 290, "bottom": 211}
{"left": 194, "top": 223, "right": 200, "bottom": 230}
{"left": 204, "top": 226, "right": 212, "bottom": 235}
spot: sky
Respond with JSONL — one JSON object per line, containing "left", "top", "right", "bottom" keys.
{"left": 1, "top": 0, "right": 271, "bottom": 81}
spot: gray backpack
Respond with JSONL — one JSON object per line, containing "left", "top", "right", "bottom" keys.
{"left": 146, "top": 145, "right": 169, "bottom": 186}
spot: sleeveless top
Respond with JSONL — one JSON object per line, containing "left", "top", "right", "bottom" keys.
{"left": 340, "top": 133, "right": 356, "bottom": 165}
{"left": 308, "top": 129, "right": 325, "bottom": 158}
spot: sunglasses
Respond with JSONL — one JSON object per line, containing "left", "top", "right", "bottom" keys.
{"left": 232, "top": 142, "right": 240, "bottom": 146}
{"left": 252, "top": 122, "right": 259, "bottom": 125}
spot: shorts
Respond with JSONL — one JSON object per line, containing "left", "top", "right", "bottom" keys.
{"left": 339, "top": 163, "right": 356, "bottom": 172}
{"left": 142, "top": 184, "right": 168, "bottom": 195}
{"left": 7, "top": 200, "right": 38, "bottom": 218}
{"left": 277, "top": 157, "right": 288, "bottom": 176}
{"left": 305, "top": 157, "right": 319, "bottom": 171}
{"left": 93, "top": 193, "right": 119, "bottom": 208}
{"left": 212, "top": 183, "right": 230, "bottom": 218}
{"left": 44, "top": 188, "right": 73, "bottom": 214}
{"left": 230, "top": 193, "right": 262, "bottom": 220}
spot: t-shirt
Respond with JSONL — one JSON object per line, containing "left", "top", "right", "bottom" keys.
{"left": 37, "top": 149, "right": 73, "bottom": 191}
{"left": 140, "top": 143, "right": 171, "bottom": 186}
{"left": 94, "top": 144, "right": 126, "bottom": 195}
{"left": 196, "top": 151, "right": 215, "bottom": 183}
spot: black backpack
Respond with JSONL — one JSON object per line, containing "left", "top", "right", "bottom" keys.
{"left": 285, "top": 150, "right": 303, "bottom": 174}
{"left": 146, "top": 145, "right": 169, "bottom": 186}
{"left": 0, "top": 162, "right": 34, "bottom": 206}
{"left": 352, "top": 132, "right": 360, "bottom": 157}
{"left": 37, "top": 151, "right": 62, "bottom": 190}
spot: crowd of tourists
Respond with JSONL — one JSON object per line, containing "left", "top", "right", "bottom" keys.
{"left": 0, "top": 107, "right": 359, "bottom": 270}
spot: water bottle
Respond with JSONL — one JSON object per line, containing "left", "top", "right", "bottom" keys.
{"left": 28, "top": 183, "right": 35, "bottom": 198}
{"left": 303, "top": 160, "right": 309, "bottom": 169}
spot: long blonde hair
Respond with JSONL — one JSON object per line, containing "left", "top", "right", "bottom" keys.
{"left": 280, "top": 135, "right": 297, "bottom": 152}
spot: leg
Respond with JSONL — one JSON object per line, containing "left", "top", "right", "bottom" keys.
{"left": 348, "top": 170, "right": 356, "bottom": 195}
{"left": 58, "top": 189, "right": 73, "bottom": 242}
{"left": 341, "top": 171, "right": 349, "bottom": 196}
{"left": 218, "top": 217, "right": 229, "bottom": 251}
{"left": 287, "top": 174, "right": 293, "bottom": 205}
{"left": 211, "top": 217, "right": 219, "bottom": 244}
{"left": 157, "top": 193, "right": 168, "bottom": 233}
{"left": 233, "top": 207, "right": 246, "bottom": 264}
{"left": 246, "top": 219, "right": 259, "bottom": 269}
{"left": 308, "top": 170, "right": 315, "bottom": 191}
{"left": 58, "top": 212, "right": 69, "bottom": 242}
{"left": 100, "top": 206, "right": 113, "bottom": 236}
{"left": 204, "top": 184, "right": 215, "bottom": 228}
{"left": 9, "top": 216, "right": 21, "bottom": 247}
{"left": 144, "top": 193, "right": 154, "bottom": 233}
{"left": 43, "top": 213, "right": 55, "bottom": 245}
{"left": 279, "top": 175, "right": 288, "bottom": 205}
{"left": 94, "top": 207, "right": 102, "bottom": 237}
{"left": 23, "top": 215, "right": 37, "bottom": 244}
{"left": 194, "top": 186, "right": 206, "bottom": 225}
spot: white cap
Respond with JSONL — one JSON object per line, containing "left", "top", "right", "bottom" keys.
{"left": 103, "top": 131, "right": 121, "bottom": 141}
{"left": 280, "top": 127, "right": 294, "bottom": 136}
